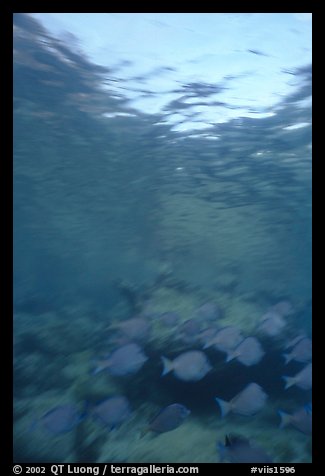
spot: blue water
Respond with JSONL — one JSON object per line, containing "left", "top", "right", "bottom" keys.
{"left": 13, "top": 14, "right": 312, "bottom": 463}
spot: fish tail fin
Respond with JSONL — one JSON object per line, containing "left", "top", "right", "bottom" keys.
{"left": 282, "top": 375, "right": 295, "bottom": 389}
{"left": 91, "top": 366, "right": 103, "bottom": 376}
{"left": 161, "top": 356, "right": 173, "bottom": 376}
{"left": 203, "top": 340, "right": 213, "bottom": 349}
{"left": 278, "top": 410, "right": 291, "bottom": 428}
{"left": 215, "top": 397, "right": 231, "bottom": 418}
{"left": 225, "top": 351, "right": 236, "bottom": 363}
{"left": 91, "top": 359, "right": 109, "bottom": 376}
{"left": 282, "top": 353, "right": 292, "bottom": 365}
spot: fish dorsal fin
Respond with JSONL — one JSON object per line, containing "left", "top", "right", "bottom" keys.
{"left": 226, "top": 433, "right": 249, "bottom": 446}
{"left": 225, "top": 435, "right": 231, "bottom": 446}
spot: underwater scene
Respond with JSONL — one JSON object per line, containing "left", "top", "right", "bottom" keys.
{"left": 13, "top": 13, "right": 312, "bottom": 463}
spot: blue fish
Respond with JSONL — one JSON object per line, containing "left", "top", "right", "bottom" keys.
{"left": 225, "top": 337, "right": 265, "bottom": 366}
{"left": 91, "top": 396, "right": 131, "bottom": 430}
{"left": 31, "top": 404, "right": 85, "bottom": 435}
{"left": 159, "top": 311, "right": 180, "bottom": 327}
{"left": 215, "top": 383, "right": 267, "bottom": 417}
{"left": 142, "top": 403, "right": 190, "bottom": 436}
{"left": 278, "top": 406, "right": 312, "bottom": 435}
{"left": 151, "top": 404, "right": 190, "bottom": 432}
{"left": 92, "top": 343, "right": 148, "bottom": 376}
{"left": 282, "top": 363, "right": 312, "bottom": 390}
{"left": 161, "top": 350, "right": 212, "bottom": 382}
{"left": 283, "top": 337, "right": 312, "bottom": 364}
{"left": 218, "top": 434, "right": 273, "bottom": 463}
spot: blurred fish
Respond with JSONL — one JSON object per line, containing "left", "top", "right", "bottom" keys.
{"left": 283, "top": 337, "right": 312, "bottom": 364}
{"left": 283, "top": 363, "right": 312, "bottom": 390}
{"left": 215, "top": 382, "right": 267, "bottom": 417}
{"left": 113, "top": 316, "right": 151, "bottom": 342}
{"left": 161, "top": 350, "right": 212, "bottom": 382}
{"left": 271, "top": 300, "right": 294, "bottom": 316}
{"left": 278, "top": 406, "right": 312, "bottom": 435}
{"left": 203, "top": 326, "right": 244, "bottom": 353}
{"left": 179, "top": 318, "right": 202, "bottom": 344}
{"left": 93, "top": 343, "right": 148, "bottom": 376}
{"left": 218, "top": 434, "right": 274, "bottom": 463}
{"left": 199, "top": 326, "right": 221, "bottom": 347}
{"left": 195, "top": 302, "right": 222, "bottom": 322}
{"left": 91, "top": 396, "right": 131, "bottom": 430}
{"left": 226, "top": 337, "right": 265, "bottom": 366}
{"left": 143, "top": 403, "right": 190, "bottom": 436}
{"left": 32, "top": 404, "right": 84, "bottom": 435}
{"left": 258, "top": 310, "right": 285, "bottom": 337}
{"left": 285, "top": 334, "right": 307, "bottom": 349}
{"left": 159, "top": 311, "right": 180, "bottom": 327}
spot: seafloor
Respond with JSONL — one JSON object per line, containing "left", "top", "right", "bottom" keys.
{"left": 13, "top": 277, "right": 312, "bottom": 463}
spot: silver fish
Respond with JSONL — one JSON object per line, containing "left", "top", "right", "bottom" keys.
{"left": 258, "top": 310, "right": 286, "bottom": 336}
{"left": 113, "top": 316, "right": 151, "bottom": 342}
{"left": 283, "top": 363, "right": 312, "bottom": 390}
{"left": 195, "top": 302, "right": 222, "bottom": 322}
{"left": 179, "top": 318, "right": 202, "bottom": 344}
{"left": 93, "top": 343, "right": 148, "bottom": 376}
{"left": 271, "top": 300, "right": 294, "bottom": 316}
{"left": 215, "top": 383, "right": 267, "bottom": 417}
{"left": 285, "top": 334, "right": 307, "bottom": 349}
{"left": 159, "top": 311, "right": 180, "bottom": 327}
{"left": 278, "top": 406, "right": 312, "bottom": 435}
{"left": 283, "top": 337, "right": 312, "bottom": 364}
{"left": 204, "top": 326, "right": 244, "bottom": 353}
{"left": 226, "top": 337, "right": 265, "bottom": 366}
{"left": 161, "top": 350, "right": 212, "bottom": 382}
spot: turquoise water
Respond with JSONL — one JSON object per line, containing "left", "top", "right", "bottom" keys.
{"left": 13, "top": 14, "right": 312, "bottom": 463}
